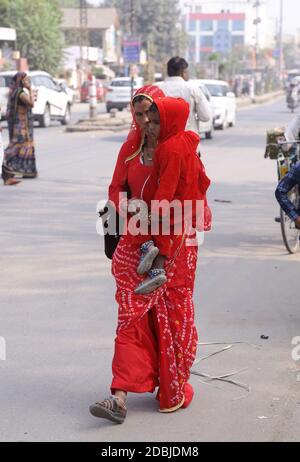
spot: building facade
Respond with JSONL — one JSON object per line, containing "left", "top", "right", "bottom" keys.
{"left": 61, "top": 8, "right": 121, "bottom": 65}
{"left": 182, "top": 1, "right": 275, "bottom": 64}
{"left": 187, "top": 12, "right": 246, "bottom": 62}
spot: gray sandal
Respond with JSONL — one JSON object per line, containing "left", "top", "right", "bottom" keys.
{"left": 137, "top": 240, "right": 159, "bottom": 275}
{"left": 89, "top": 395, "right": 127, "bottom": 424}
{"left": 134, "top": 268, "right": 167, "bottom": 295}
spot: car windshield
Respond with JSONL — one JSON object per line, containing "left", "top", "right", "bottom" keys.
{"left": 111, "top": 80, "right": 137, "bottom": 87}
{"left": 0, "top": 76, "right": 13, "bottom": 87}
{"left": 205, "top": 84, "right": 228, "bottom": 97}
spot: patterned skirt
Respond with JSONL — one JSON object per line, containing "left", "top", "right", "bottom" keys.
{"left": 3, "top": 141, "right": 37, "bottom": 180}
{"left": 2, "top": 107, "right": 37, "bottom": 181}
{"left": 111, "top": 233, "right": 198, "bottom": 411}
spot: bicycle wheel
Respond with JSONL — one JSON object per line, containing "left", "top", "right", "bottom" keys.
{"left": 280, "top": 187, "right": 300, "bottom": 254}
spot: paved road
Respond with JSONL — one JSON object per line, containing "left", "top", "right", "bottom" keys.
{"left": 0, "top": 97, "right": 299, "bottom": 442}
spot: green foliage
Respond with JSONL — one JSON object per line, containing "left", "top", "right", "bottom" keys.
{"left": 0, "top": 0, "right": 64, "bottom": 75}
{"left": 58, "top": 0, "right": 95, "bottom": 7}
{"left": 103, "top": 0, "right": 185, "bottom": 66}
{"left": 58, "top": 0, "right": 79, "bottom": 6}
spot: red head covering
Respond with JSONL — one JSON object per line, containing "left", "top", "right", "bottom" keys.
{"left": 154, "top": 97, "right": 190, "bottom": 142}
{"left": 125, "top": 85, "right": 165, "bottom": 162}
{"left": 108, "top": 85, "right": 165, "bottom": 212}
{"left": 145, "top": 96, "right": 212, "bottom": 231}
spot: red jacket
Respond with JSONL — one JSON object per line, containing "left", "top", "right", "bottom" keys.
{"left": 142, "top": 97, "right": 211, "bottom": 231}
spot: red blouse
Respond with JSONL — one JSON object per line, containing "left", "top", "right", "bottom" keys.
{"left": 108, "top": 140, "right": 152, "bottom": 211}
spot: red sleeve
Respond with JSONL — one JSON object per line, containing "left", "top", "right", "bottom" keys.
{"left": 108, "top": 142, "right": 130, "bottom": 212}
{"left": 151, "top": 150, "right": 182, "bottom": 216}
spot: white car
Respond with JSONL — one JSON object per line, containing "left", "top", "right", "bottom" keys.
{"left": 200, "top": 79, "right": 236, "bottom": 130}
{"left": 189, "top": 80, "right": 215, "bottom": 139}
{"left": 0, "top": 75, "right": 10, "bottom": 119}
{"left": 105, "top": 77, "right": 144, "bottom": 112}
{"left": 0, "top": 70, "right": 71, "bottom": 127}
{"left": 54, "top": 78, "right": 75, "bottom": 106}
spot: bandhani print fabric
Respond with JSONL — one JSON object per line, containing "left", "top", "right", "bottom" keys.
{"left": 111, "top": 233, "right": 198, "bottom": 411}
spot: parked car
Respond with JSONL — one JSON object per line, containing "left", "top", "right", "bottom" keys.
{"left": 0, "top": 70, "right": 71, "bottom": 127}
{"left": 188, "top": 80, "right": 215, "bottom": 139}
{"left": 0, "top": 75, "right": 8, "bottom": 119}
{"left": 80, "top": 80, "right": 107, "bottom": 103}
{"left": 54, "top": 78, "right": 75, "bottom": 105}
{"left": 200, "top": 79, "right": 236, "bottom": 130}
{"left": 105, "top": 77, "right": 144, "bottom": 112}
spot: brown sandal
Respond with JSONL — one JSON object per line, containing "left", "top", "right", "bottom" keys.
{"left": 89, "top": 395, "right": 127, "bottom": 424}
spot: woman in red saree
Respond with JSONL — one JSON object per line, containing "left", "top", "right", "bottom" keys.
{"left": 89, "top": 86, "right": 211, "bottom": 423}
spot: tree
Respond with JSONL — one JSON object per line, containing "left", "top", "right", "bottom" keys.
{"left": 58, "top": 0, "right": 95, "bottom": 7}
{"left": 0, "top": 0, "right": 65, "bottom": 75}
{"left": 103, "top": 0, "right": 186, "bottom": 68}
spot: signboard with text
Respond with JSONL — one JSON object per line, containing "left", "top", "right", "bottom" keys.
{"left": 123, "top": 37, "right": 140, "bottom": 64}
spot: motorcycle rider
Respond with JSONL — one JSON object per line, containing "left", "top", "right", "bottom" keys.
{"left": 286, "top": 78, "right": 300, "bottom": 111}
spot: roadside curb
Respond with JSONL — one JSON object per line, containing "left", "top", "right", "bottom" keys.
{"left": 66, "top": 91, "right": 285, "bottom": 133}
{"left": 66, "top": 111, "right": 132, "bottom": 133}
{"left": 237, "top": 91, "right": 285, "bottom": 110}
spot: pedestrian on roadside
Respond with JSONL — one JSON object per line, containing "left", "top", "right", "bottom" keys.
{"left": 0, "top": 106, "right": 4, "bottom": 169}
{"left": 89, "top": 86, "right": 211, "bottom": 423}
{"left": 2, "top": 72, "right": 37, "bottom": 185}
{"left": 155, "top": 56, "right": 212, "bottom": 140}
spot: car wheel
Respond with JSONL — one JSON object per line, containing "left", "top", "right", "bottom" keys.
{"left": 205, "top": 124, "right": 214, "bottom": 139}
{"left": 220, "top": 113, "right": 228, "bottom": 130}
{"left": 61, "top": 104, "right": 71, "bottom": 125}
{"left": 229, "top": 116, "right": 236, "bottom": 127}
{"left": 40, "top": 104, "right": 51, "bottom": 128}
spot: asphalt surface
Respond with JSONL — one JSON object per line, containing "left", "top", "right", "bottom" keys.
{"left": 0, "top": 97, "right": 299, "bottom": 442}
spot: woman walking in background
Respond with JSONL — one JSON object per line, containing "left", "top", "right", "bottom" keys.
{"left": 2, "top": 71, "right": 37, "bottom": 185}
{"left": 0, "top": 105, "right": 4, "bottom": 171}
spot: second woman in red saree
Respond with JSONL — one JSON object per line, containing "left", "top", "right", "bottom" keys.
{"left": 89, "top": 85, "right": 211, "bottom": 423}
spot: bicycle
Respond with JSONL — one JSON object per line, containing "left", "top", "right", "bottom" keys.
{"left": 276, "top": 140, "right": 300, "bottom": 254}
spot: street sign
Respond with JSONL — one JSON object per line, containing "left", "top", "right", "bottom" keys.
{"left": 123, "top": 37, "right": 140, "bottom": 64}
{"left": 0, "top": 27, "right": 16, "bottom": 41}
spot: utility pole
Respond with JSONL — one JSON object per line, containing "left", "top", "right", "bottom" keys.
{"left": 253, "top": 1, "right": 261, "bottom": 69}
{"left": 129, "top": 0, "right": 135, "bottom": 98}
{"left": 79, "top": 0, "right": 88, "bottom": 73}
{"left": 279, "top": 0, "right": 284, "bottom": 84}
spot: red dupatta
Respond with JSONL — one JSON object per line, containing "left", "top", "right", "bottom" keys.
{"left": 143, "top": 97, "right": 212, "bottom": 232}
{"left": 108, "top": 85, "right": 165, "bottom": 212}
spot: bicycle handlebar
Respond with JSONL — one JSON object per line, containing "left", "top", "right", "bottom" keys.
{"left": 278, "top": 140, "right": 300, "bottom": 145}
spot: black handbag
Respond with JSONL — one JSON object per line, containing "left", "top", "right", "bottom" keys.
{"left": 99, "top": 201, "right": 124, "bottom": 260}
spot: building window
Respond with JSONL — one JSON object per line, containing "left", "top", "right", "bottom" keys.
{"left": 217, "top": 20, "right": 229, "bottom": 31}
{"left": 232, "top": 20, "right": 245, "bottom": 31}
{"left": 232, "top": 36, "right": 244, "bottom": 47}
{"left": 200, "top": 36, "right": 213, "bottom": 47}
{"left": 213, "top": 30, "right": 232, "bottom": 53}
{"left": 188, "top": 35, "right": 196, "bottom": 61}
{"left": 201, "top": 20, "right": 213, "bottom": 31}
{"left": 189, "top": 18, "right": 196, "bottom": 32}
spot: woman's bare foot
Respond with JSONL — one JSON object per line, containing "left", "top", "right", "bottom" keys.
{"left": 4, "top": 178, "right": 21, "bottom": 186}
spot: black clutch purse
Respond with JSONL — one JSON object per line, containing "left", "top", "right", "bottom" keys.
{"left": 99, "top": 201, "right": 124, "bottom": 260}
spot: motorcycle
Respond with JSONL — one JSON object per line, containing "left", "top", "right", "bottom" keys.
{"left": 286, "top": 88, "right": 300, "bottom": 113}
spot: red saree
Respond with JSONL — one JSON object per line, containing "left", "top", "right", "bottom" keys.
{"left": 108, "top": 86, "right": 210, "bottom": 411}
